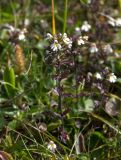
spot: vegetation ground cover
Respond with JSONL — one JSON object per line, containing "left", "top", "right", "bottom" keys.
{"left": 1, "top": 0, "right": 121, "bottom": 159}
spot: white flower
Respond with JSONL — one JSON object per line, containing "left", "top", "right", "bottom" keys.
{"left": 103, "top": 44, "right": 113, "bottom": 54}
{"left": 77, "top": 36, "right": 85, "bottom": 45}
{"left": 47, "top": 141, "right": 57, "bottom": 152}
{"left": 81, "top": 21, "right": 91, "bottom": 32}
{"left": 107, "top": 73, "right": 117, "bottom": 83}
{"left": 83, "top": 36, "right": 88, "bottom": 41}
{"left": 63, "top": 37, "right": 70, "bottom": 44}
{"left": 67, "top": 42, "right": 72, "bottom": 49}
{"left": 58, "top": 33, "right": 62, "bottom": 37}
{"left": 75, "top": 27, "right": 81, "bottom": 34}
{"left": 63, "top": 33, "right": 67, "bottom": 38}
{"left": 116, "top": 18, "right": 121, "bottom": 27}
{"left": 95, "top": 72, "right": 102, "bottom": 80}
{"left": 62, "top": 33, "right": 72, "bottom": 48}
{"left": 40, "top": 19, "right": 48, "bottom": 28}
{"left": 75, "top": 27, "right": 81, "bottom": 32}
{"left": 89, "top": 43, "right": 98, "bottom": 53}
{"left": 18, "top": 32, "right": 26, "bottom": 41}
{"left": 24, "top": 18, "right": 30, "bottom": 26}
{"left": 87, "top": 0, "right": 91, "bottom": 4}
{"left": 46, "top": 33, "right": 53, "bottom": 40}
{"left": 108, "top": 17, "right": 116, "bottom": 27}
{"left": 50, "top": 40, "right": 62, "bottom": 52}
{"left": 5, "top": 24, "right": 15, "bottom": 32}
{"left": 114, "top": 52, "right": 120, "bottom": 58}
{"left": 108, "top": 17, "right": 121, "bottom": 27}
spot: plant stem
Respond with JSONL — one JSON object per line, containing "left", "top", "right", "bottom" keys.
{"left": 74, "top": 53, "right": 79, "bottom": 108}
{"left": 52, "top": 0, "right": 56, "bottom": 35}
{"left": 63, "top": 0, "right": 68, "bottom": 33}
{"left": 57, "top": 59, "right": 62, "bottom": 115}
{"left": 58, "top": 78, "right": 62, "bottom": 114}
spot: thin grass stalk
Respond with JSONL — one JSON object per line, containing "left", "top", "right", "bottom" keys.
{"left": 63, "top": 0, "right": 68, "bottom": 33}
{"left": 10, "top": 0, "right": 17, "bottom": 28}
{"left": 52, "top": 0, "right": 56, "bottom": 35}
{"left": 21, "top": 136, "right": 34, "bottom": 160}
{"left": 119, "top": 0, "right": 121, "bottom": 11}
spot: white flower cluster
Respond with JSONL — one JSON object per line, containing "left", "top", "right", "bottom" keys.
{"left": 108, "top": 17, "right": 121, "bottom": 27}
{"left": 107, "top": 73, "right": 117, "bottom": 83}
{"left": 46, "top": 33, "right": 53, "bottom": 40}
{"left": 18, "top": 31, "right": 26, "bottom": 41}
{"left": 89, "top": 43, "right": 98, "bottom": 53}
{"left": 81, "top": 21, "right": 91, "bottom": 32}
{"left": 4, "top": 24, "right": 26, "bottom": 41}
{"left": 62, "top": 33, "right": 72, "bottom": 48}
{"left": 94, "top": 72, "right": 117, "bottom": 83}
{"left": 46, "top": 33, "right": 72, "bottom": 52}
{"left": 74, "top": 21, "right": 91, "bottom": 36}
{"left": 103, "top": 44, "right": 113, "bottom": 54}
{"left": 77, "top": 36, "right": 88, "bottom": 45}
{"left": 95, "top": 72, "right": 102, "bottom": 80}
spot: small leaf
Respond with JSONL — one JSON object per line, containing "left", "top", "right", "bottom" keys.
{"left": 3, "top": 67, "right": 16, "bottom": 97}
{"left": 47, "top": 120, "right": 62, "bottom": 131}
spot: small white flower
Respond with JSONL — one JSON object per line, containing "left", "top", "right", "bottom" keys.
{"left": 83, "top": 36, "right": 88, "bottom": 41}
{"left": 90, "top": 43, "right": 98, "bottom": 53}
{"left": 75, "top": 27, "right": 81, "bottom": 34}
{"left": 116, "top": 18, "right": 121, "bottom": 27}
{"left": 50, "top": 40, "right": 62, "bottom": 52}
{"left": 87, "top": 0, "right": 91, "bottom": 4}
{"left": 18, "top": 32, "right": 26, "bottom": 41}
{"left": 95, "top": 72, "right": 102, "bottom": 80}
{"left": 58, "top": 33, "right": 62, "bottom": 37}
{"left": 5, "top": 24, "right": 15, "bottom": 32}
{"left": 99, "top": 60, "right": 104, "bottom": 64}
{"left": 108, "top": 17, "right": 121, "bottom": 27}
{"left": 75, "top": 27, "right": 81, "bottom": 32}
{"left": 107, "top": 73, "right": 117, "bottom": 83}
{"left": 47, "top": 141, "right": 57, "bottom": 152}
{"left": 24, "top": 18, "right": 30, "bottom": 26}
{"left": 46, "top": 33, "right": 53, "bottom": 40}
{"left": 77, "top": 36, "right": 85, "bottom": 45}
{"left": 103, "top": 44, "right": 113, "bottom": 54}
{"left": 67, "top": 42, "right": 72, "bottom": 49}
{"left": 62, "top": 33, "right": 72, "bottom": 48}
{"left": 63, "top": 37, "right": 70, "bottom": 44}
{"left": 63, "top": 33, "right": 67, "bottom": 38}
{"left": 81, "top": 21, "right": 91, "bottom": 32}
{"left": 108, "top": 18, "right": 116, "bottom": 27}
{"left": 87, "top": 72, "right": 92, "bottom": 77}
{"left": 40, "top": 19, "right": 48, "bottom": 28}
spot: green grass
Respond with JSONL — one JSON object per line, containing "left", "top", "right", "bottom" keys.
{"left": 1, "top": 0, "right": 121, "bottom": 159}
